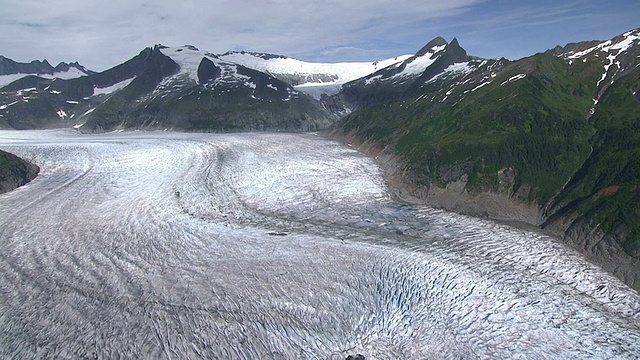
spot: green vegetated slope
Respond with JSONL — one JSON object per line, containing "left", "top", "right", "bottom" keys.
{"left": 333, "top": 51, "right": 640, "bottom": 285}
{"left": 338, "top": 53, "right": 600, "bottom": 204}
{"left": 545, "top": 67, "right": 640, "bottom": 258}
{"left": 0, "top": 150, "right": 39, "bottom": 194}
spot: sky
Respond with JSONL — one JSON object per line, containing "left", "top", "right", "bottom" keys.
{"left": 1, "top": 0, "right": 638, "bottom": 71}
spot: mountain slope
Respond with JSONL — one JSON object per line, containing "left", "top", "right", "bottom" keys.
{"left": 334, "top": 37, "right": 503, "bottom": 112}
{"left": 328, "top": 29, "right": 640, "bottom": 290}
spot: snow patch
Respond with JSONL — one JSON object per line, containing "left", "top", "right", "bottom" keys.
{"left": 444, "top": 62, "right": 473, "bottom": 74}
{"left": 16, "top": 88, "right": 37, "bottom": 95}
{"left": 597, "top": 53, "right": 617, "bottom": 87}
{"left": 365, "top": 74, "right": 383, "bottom": 85}
{"left": 94, "top": 77, "right": 135, "bottom": 96}
{"left": 414, "top": 94, "right": 429, "bottom": 103}
{"left": 431, "top": 44, "right": 447, "bottom": 53}
{"left": 0, "top": 101, "right": 19, "bottom": 110}
{"left": 471, "top": 80, "right": 492, "bottom": 92}
{"left": 500, "top": 74, "right": 526, "bottom": 86}
{"left": 394, "top": 54, "right": 438, "bottom": 79}
{"left": 425, "top": 62, "right": 473, "bottom": 85}
{"left": 0, "top": 68, "right": 87, "bottom": 88}
{"left": 568, "top": 42, "right": 607, "bottom": 59}
{"left": 567, "top": 31, "right": 639, "bottom": 59}
{"left": 41, "top": 68, "right": 88, "bottom": 81}
{"left": 610, "top": 32, "right": 640, "bottom": 53}
{"left": 160, "top": 46, "right": 212, "bottom": 82}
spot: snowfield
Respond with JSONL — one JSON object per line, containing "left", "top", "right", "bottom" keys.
{"left": 0, "top": 130, "right": 639, "bottom": 359}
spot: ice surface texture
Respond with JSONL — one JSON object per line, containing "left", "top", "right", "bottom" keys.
{"left": 0, "top": 130, "right": 639, "bottom": 359}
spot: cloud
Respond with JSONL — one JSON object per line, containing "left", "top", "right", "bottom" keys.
{"left": 0, "top": 0, "right": 483, "bottom": 70}
{"left": 1, "top": 0, "right": 638, "bottom": 70}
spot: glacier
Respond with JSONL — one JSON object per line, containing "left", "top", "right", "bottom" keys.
{"left": 0, "top": 129, "right": 639, "bottom": 359}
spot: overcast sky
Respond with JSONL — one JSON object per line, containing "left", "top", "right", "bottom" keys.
{"left": 1, "top": 0, "right": 638, "bottom": 71}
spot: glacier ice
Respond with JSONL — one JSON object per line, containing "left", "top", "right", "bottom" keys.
{"left": 0, "top": 129, "right": 638, "bottom": 359}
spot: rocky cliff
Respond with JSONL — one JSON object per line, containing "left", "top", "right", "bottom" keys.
{"left": 0, "top": 150, "right": 39, "bottom": 194}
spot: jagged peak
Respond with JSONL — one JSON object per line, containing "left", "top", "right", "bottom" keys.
{"left": 27, "top": 59, "right": 52, "bottom": 68}
{"left": 444, "top": 38, "right": 467, "bottom": 57}
{"left": 415, "top": 36, "right": 448, "bottom": 57}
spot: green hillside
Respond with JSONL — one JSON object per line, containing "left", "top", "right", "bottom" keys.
{"left": 337, "top": 53, "right": 601, "bottom": 203}
{"left": 546, "top": 67, "right": 640, "bottom": 258}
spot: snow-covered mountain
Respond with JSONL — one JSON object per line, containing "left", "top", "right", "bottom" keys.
{"left": 0, "top": 47, "right": 177, "bottom": 129}
{"left": 0, "top": 44, "right": 335, "bottom": 131}
{"left": 549, "top": 29, "right": 640, "bottom": 105}
{"left": 333, "top": 36, "right": 503, "bottom": 111}
{"left": 2, "top": 29, "right": 639, "bottom": 133}
{"left": 0, "top": 37, "right": 480, "bottom": 130}
{"left": 0, "top": 56, "right": 92, "bottom": 88}
{"left": 218, "top": 51, "right": 411, "bottom": 98}
{"left": 157, "top": 45, "right": 302, "bottom": 102}
{"left": 0, "top": 36, "right": 494, "bottom": 130}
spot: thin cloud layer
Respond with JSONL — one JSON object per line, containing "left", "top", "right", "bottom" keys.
{"left": 0, "top": 0, "right": 638, "bottom": 70}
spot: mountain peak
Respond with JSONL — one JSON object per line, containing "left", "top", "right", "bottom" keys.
{"left": 444, "top": 37, "right": 467, "bottom": 59}
{"left": 415, "top": 36, "right": 448, "bottom": 57}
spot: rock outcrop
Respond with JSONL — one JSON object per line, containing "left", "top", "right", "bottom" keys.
{"left": 0, "top": 150, "right": 39, "bottom": 194}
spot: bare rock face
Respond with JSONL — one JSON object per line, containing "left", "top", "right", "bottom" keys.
{"left": 345, "top": 354, "right": 365, "bottom": 360}
{"left": 0, "top": 150, "right": 39, "bottom": 194}
{"left": 197, "top": 57, "right": 221, "bottom": 84}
